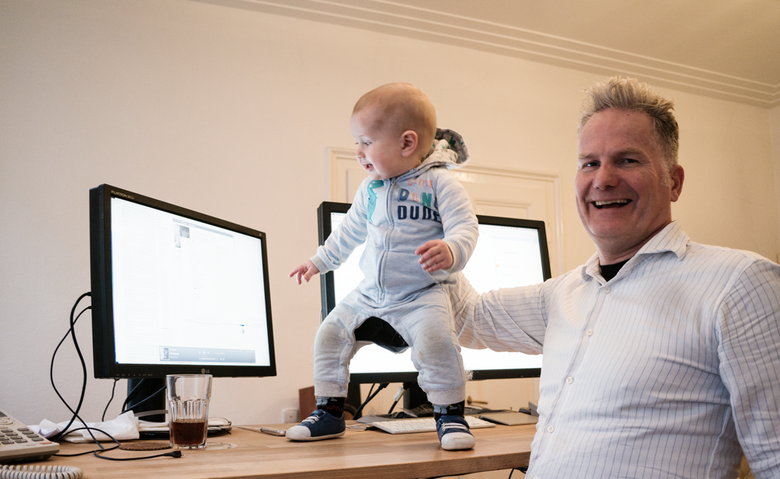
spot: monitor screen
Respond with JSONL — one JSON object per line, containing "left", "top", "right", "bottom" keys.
{"left": 90, "top": 184, "right": 276, "bottom": 415}
{"left": 317, "top": 201, "right": 550, "bottom": 384}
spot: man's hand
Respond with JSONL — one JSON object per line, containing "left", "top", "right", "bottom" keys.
{"left": 416, "top": 240, "right": 453, "bottom": 273}
{"left": 289, "top": 260, "right": 320, "bottom": 284}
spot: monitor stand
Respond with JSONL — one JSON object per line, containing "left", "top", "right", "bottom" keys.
{"left": 402, "top": 381, "right": 431, "bottom": 413}
{"left": 346, "top": 381, "right": 431, "bottom": 419}
{"left": 126, "top": 378, "right": 166, "bottom": 423}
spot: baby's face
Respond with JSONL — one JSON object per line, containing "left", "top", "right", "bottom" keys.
{"left": 350, "top": 107, "right": 421, "bottom": 181}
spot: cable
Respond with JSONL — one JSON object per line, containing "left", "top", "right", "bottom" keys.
{"left": 54, "top": 426, "right": 181, "bottom": 462}
{"left": 49, "top": 293, "right": 92, "bottom": 443}
{"left": 94, "top": 450, "right": 182, "bottom": 461}
{"left": 101, "top": 379, "right": 119, "bottom": 422}
{"left": 53, "top": 428, "right": 119, "bottom": 456}
{"left": 353, "top": 383, "right": 389, "bottom": 420}
{"left": 120, "top": 379, "right": 147, "bottom": 413}
{"left": 0, "top": 464, "right": 84, "bottom": 479}
{"left": 47, "top": 295, "right": 181, "bottom": 463}
{"left": 507, "top": 467, "right": 528, "bottom": 478}
{"left": 387, "top": 385, "right": 406, "bottom": 415}
{"left": 120, "top": 382, "right": 166, "bottom": 414}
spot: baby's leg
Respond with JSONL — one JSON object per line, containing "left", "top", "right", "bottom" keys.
{"left": 287, "top": 304, "right": 363, "bottom": 442}
{"left": 312, "top": 310, "right": 357, "bottom": 399}
{"left": 399, "top": 290, "right": 467, "bottom": 406}
{"left": 391, "top": 288, "right": 473, "bottom": 450}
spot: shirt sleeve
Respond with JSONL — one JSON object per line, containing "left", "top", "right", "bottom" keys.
{"left": 450, "top": 271, "right": 546, "bottom": 355}
{"left": 311, "top": 184, "right": 370, "bottom": 274}
{"left": 434, "top": 169, "right": 479, "bottom": 273}
{"left": 716, "top": 258, "right": 780, "bottom": 477}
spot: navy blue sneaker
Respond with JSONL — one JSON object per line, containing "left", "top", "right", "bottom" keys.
{"left": 436, "top": 415, "right": 475, "bottom": 450}
{"left": 285, "top": 409, "right": 345, "bottom": 441}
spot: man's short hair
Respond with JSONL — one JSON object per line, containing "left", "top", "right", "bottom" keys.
{"left": 579, "top": 77, "right": 679, "bottom": 170}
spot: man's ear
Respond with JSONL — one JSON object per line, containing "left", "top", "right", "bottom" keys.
{"left": 400, "top": 130, "right": 419, "bottom": 157}
{"left": 670, "top": 165, "right": 684, "bottom": 202}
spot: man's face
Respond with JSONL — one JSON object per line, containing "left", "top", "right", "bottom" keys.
{"left": 576, "top": 108, "right": 684, "bottom": 263}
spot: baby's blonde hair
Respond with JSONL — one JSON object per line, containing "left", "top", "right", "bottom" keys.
{"left": 353, "top": 83, "right": 437, "bottom": 158}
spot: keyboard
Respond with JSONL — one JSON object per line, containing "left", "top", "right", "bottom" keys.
{"left": 367, "top": 416, "right": 495, "bottom": 435}
{"left": 0, "top": 409, "right": 59, "bottom": 463}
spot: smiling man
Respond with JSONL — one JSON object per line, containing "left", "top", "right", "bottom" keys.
{"left": 576, "top": 106, "right": 684, "bottom": 265}
{"left": 451, "top": 77, "right": 780, "bottom": 478}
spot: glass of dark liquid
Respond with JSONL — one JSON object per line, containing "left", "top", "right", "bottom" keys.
{"left": 166, "top": 374, "right": 212, "bottom": 449}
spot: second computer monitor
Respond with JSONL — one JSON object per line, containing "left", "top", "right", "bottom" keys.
{"left": 317, "top": 201, "right": 551, "bottom": 385}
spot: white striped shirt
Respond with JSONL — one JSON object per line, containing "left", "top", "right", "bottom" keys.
{"left": 452, "top": 221, "right": 780, "bottom": 478}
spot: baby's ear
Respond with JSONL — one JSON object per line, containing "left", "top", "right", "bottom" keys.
{"left": 400, "top": 130, "right": 419, "bottom": 157}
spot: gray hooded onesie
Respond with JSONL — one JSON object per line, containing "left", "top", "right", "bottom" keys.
{"left": 310, "top": 129, "right": 478, "bottom": 406}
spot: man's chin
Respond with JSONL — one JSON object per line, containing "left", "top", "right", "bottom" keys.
{"left": 587, "top": 225, "right": 635, "bottom": 248}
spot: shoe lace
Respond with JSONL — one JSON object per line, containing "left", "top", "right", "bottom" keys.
{"left": 439, "top": 419, "right": 470, "bottom": 433}
{"left": 301, "top": 410, "right": 325, "bottom": 425}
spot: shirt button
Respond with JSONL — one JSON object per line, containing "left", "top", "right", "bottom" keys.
{"left": 547, "top": 425, "right": 554, "bottom": 433}
{"left": 603, "top": 286, "right": 611, "bottom": 293}
{"left": 586, "top": 329, "right": 594, "bottom": 336}
{"left": 566, "top": 377, "right": 574, "bottom": 384}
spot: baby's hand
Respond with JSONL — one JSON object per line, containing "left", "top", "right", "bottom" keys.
{"left": 289, "top": 260, "right": 320, "bottom": 285}
{"left": 415, "top": 240, "right": 453, "bottom": 273}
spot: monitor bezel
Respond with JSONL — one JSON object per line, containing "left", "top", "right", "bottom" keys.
{"left": 89, "top": 184, "right": 277, "bottom": 380}
{"left": 316, "top": 200, "right": 550, "bottom": 384}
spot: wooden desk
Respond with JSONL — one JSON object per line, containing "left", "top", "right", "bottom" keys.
{"left": 43, "top": 422, "right": 534, "bottom": 478}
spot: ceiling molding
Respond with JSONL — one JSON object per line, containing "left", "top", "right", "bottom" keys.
{"left": 194, "top": 0, "right": 780, "bottom": 108}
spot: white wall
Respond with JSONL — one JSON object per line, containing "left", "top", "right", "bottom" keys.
{"left": 1, "top": 0, "right": 778, "bottom": 428}
{"left": 772, "top": 104, "right": 780, "bottom": 257}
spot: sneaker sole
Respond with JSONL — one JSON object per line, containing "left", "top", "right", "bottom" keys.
{"left": 440, "top": 433, "right": 475, "bottom": 451}
{"left": 285, "top": 430, "right": 345, "bottom": 442}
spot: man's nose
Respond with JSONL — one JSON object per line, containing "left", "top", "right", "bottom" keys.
{"left": 594, "top": 163, "right": 619, "bottom": 189}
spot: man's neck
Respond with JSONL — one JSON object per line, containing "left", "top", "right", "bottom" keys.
{"left": 596, "top": 221, "right": 673, "bottom": 264}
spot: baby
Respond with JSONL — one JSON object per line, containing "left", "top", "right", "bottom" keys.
{"left": 288, "top": 83, "right": 478, "bottom": 450}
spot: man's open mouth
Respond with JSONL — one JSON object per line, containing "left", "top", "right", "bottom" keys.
{"left": 593, "top": 199, "right": 630, "bottom": 209}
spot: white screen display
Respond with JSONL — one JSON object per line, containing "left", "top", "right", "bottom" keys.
{"left": 330, "top": 213, "right": 544, "bottom": 374}
{"left": 110, "top": 197, "right": 272, "bottom": 367}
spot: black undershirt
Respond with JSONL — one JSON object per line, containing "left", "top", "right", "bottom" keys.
{"left": 600, "top": 259, "right": 629, "bottom": 282}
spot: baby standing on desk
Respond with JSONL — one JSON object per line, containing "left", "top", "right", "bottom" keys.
{"left": 288, "top": 83, "right": 479, "bottom": 451}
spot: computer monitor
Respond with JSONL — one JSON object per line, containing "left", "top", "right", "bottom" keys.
{"left": 317, "top": 201, "right": 551, "bottom": 409}
{"left": 90, "top": 184, "right": 277, "bottom": 419}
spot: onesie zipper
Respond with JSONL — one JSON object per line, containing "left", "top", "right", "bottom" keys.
{"left": 374, "top": 178, "right": 396, "bottom": 304}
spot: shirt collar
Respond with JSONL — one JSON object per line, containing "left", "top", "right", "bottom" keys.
{"left": 581, "top": 221, "right": 689, "bottom": 282}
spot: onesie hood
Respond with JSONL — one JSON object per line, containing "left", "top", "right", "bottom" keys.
{"left": 419, "top": 128, "right": 470, "bottom": 172}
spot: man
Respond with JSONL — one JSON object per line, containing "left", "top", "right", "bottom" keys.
{"left": 451, "top": 77, "right": 780, "bottom": 478}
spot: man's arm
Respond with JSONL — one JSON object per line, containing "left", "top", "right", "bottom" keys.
{"left": 717, "top": 259, "right": 780, "bottom": 477}
{"left": 449, "top": 271, "right": 546, "bottom": 355}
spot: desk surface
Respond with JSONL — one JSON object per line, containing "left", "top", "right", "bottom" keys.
{"left": 43, "top": 422, "right": 534, "bottom": 478}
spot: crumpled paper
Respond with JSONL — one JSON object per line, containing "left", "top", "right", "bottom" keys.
{"left": 32, "top": 410, "right": 140, "bottom": 443}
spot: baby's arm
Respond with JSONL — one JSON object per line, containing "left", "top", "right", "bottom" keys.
{"left": 289, "top": 259, "right": 320, "bottom": 285}
{"left": 427, "top": 170, "right": 479, "bottom": 273}
{"left": 416, "top": 240, "right": 453, "bottom": 273}
{"left": 291, "top": 179, "right": 371, "bottom": 285}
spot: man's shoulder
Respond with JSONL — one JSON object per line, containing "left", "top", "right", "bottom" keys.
{"left": 686, "top": 240, "right": 772, "bottom": 266}
{"left": 676, "top": 241, "right": 780, "bottom": 290}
